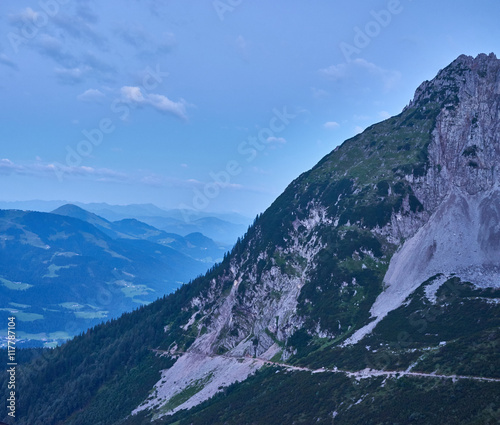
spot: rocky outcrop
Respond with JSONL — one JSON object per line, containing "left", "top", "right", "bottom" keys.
{"left": 413, "top": 53, "right": 500, "bottom": 207}
{"left": 188, "top": 205, "right": 329, "bottom": 359}
{"left": 346, "top": 53, "right": 500, "bottom": 344}
{"left": 136, "top": 53, "right": 500, "bottom": 416}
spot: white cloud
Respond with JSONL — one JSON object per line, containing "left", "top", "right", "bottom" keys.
{"left": 0, "top": 158, "right": 22, "bottom": 175}
{"left": 120, "top": 86, "right": 187, "bottom": 119}
{"left": 354, "top": 126, "right": 364, "bottom": 135}
{"left": 121, "top": 86, "right": 144, "bottom": 102}
{"left": 379, "top": 110, "right": 391, "bottom": 119}
{"left": 319, "top": 63, "right": 348, "bottom": 80}
{"left": 55, "top": 66, "right": 91, "bottom": 84}
{"left": 148, "top": 94, "right": 187, "bottom": 117}
{"left": 323, "top": 121, "right": 340, "bottom": 130}
{"left": 266, "top": 136, "right": 287, "bottom": 144}
{"left": 77, "top": 88, "right": 105, "bottom": 102}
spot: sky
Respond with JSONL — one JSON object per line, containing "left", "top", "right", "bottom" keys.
{"left": 1, "top": 0, "right": 499, "bottom": 217}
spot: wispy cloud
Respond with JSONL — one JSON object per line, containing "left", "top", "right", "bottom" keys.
{"left": 53, "top": 56, "right": 114, "bottom": 85}
{"left": 82, "top": 51, "right": 115, "bottom": 75}
{"left": 235, "top": 35, "right": 249, "bottom": 61}
{"left": 51, "top": 11, "right": 106, "bottom": 48}
{"left": 157, "top": 32, "right": 176, "bottom": 53}
{"left": 7, "top": 5, "right": 113, "bottom": 85}
{"left": 0, "top": 159, "right": 23, "bottom": 175}
{"left": 0, "top": 158, "right": 128, "bottom": 182}
{"left": 76, "top": 3, "right": 99, "bottom": 24}
{"left": 77, "top": 88, "right": 106, "bottom": 102}
{"left": 311, "top": 87, "right": 329, "bottom": 99}
{"left": 252, "top": 166, "right": 270, "bottom": 175}
{"left": 115, "top": 24, "right": 176, "bottom": 58}
{"left": 0, "top": 158, "right": 270, "bottom": 196}
{"left": 353, "top": 59, "right": 401, "bottom": 90}
{"left": 320, "top": 63, "right": 348, "bottom": 80}
{"left": 0, "top": 158, "right": 175, "bottom": 187}
{"left": 36, "top": 34, "right": 76, "bottom": 67}
{"left": 115, "top": 25, "right": 149, "bottom": 48}
{"left": 0, "top": 54, "right": 18, "bottom": 70}
{"left": 120, "top": 86, "right": 188, "bottom": 119}
{"left": 266, "top": 136, "right": 287, "bottom": 144}
{"left": 8, "top": 7, "right": 39, "bottom": 26}
{"left": 320, "top": 59, "right": 401, "bottom": 90}
{"left": 55, "top": 66, "right": 91, "bottom": 84}
{"left": 8, "top": 4, "right": 105, "bottom": 48}
{"left": 378, "top": 110, "right": 391, "bottom": 120}
{"left": 353, "top": 114, "right": 372, "bottom": 121}
{"left": 323, "top": 121, "right": 340, "bottom": 130}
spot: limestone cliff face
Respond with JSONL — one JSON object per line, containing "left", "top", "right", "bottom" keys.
{"left": 186, "top": 210, "right": 326, "bottom": 358}
{"left": 138, "top": 53, "right": 500, "bottom": 417}
{"left": 411, "top": 53, "right": 500, "bottom": 208}
{"left": 182, "top": 53, "right": 500, "bottom": 357}
{"left": 347, "top": 53, "right": 500, "bottom": 344}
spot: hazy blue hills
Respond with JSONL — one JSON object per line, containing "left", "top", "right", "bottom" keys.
{"left": 0, "top": 200, "right": 252, "bottom": 245}
{"left": 52, "top": 204, "right": 229, "bottom": 263}
{"left": 0, "top": 206, "right": 227, "bottom": 346}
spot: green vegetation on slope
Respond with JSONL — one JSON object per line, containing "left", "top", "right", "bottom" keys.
{"left": 123, "top": 367, "right": 500, "bottom": 425}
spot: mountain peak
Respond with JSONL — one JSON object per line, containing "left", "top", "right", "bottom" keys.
{"left": 52, "top": 203, "right": 113, "bottom": 230}
{"left": 52, "top": 203, "right": 91, "bottom": 214}
{"left": 408, "top": 52, "right": 500, "bottom": 111}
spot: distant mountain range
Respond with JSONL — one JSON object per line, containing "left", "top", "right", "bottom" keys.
{"left": 0, "top": 204, "right": 231, "bottom": 346}
{"left": 0, "top": 201, "right": 252, "bottom": 245}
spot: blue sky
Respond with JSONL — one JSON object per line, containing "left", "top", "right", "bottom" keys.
{"left": 1, "top": 0, "right": 499, "bottom": 217}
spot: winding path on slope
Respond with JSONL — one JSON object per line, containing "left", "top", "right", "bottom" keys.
{"left": 153, "top": 349, "right": 500, "bottom": 383}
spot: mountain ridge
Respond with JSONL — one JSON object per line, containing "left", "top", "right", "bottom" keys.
{"left": 2, "top": 53, "right": 499, "bottom": 425}
{"left": 132, "top": 51, "right": 500, "bottom": 418}
{"left": 0, "top": 200, "right": 252, "bottom": 244}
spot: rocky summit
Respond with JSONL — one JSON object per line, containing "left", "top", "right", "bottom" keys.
{"left": 2, "top": 53, "right": 500, "bottom": 425}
